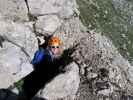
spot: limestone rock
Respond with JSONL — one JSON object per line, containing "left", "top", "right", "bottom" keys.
{"left": 34, "top": 62, "right": 80, "bottom": 100}
{"left": 0, "top": 20, "right": 37, "bottom": 88}
{"left": 1, "top": 0, "right": 133, "bottom": 99}
{"left": 29, "top": 0, "right": 79, "bottom": 36}
{"left": 0, "top": 20, "right": 38, "bottom": 58}
{"left": 0, "top": 0, "right": 28, "bottom": 22}
{"left": 35, "top": 15, "right": 62, "bottom": 34}
{"left": 28, "top": 0, "right": 77, "bottom": 18}
{"left": 75, "top": 31, "right": 133, "bottom": 99}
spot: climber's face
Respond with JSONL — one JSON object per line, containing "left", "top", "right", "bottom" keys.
{"left": 49, "top": 44, "right": 60, "bottom": 55}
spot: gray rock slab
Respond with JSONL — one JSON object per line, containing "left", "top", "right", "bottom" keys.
{"left": 28, "top": 0, "right": 77, "bottom": 18}
{"left": 28, "top": 0, "right": 62, "bottom": 15}
{"left": 0, "top": 20, "right": 37, "bottom": 88}
{"left": 35, "top": 15, "right": 62, "bottom": 34}
{"left": 34, "top": 62, "right": 80, "bottom": 100}
{"left": 0, "top": 0, "right": 28, "bottom": 21}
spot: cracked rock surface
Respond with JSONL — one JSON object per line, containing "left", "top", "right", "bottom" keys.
{"left": 0, "top": 0, "right": 81, "bottom": 99}
{"left": 34, "top": 62, "right": 80, "bottom": 100}
{"left": 0, "top": 0, "right": 28, "bottom": 21}
{"left": 0, "top": 0, "right": 133, "bottom": 100}
{"left": 0, "top": 19, "right": 37, "bottom": 88}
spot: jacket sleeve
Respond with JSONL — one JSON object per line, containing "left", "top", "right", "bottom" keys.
{"left": 31, "top": 48, "right": 45, "bottom": 65}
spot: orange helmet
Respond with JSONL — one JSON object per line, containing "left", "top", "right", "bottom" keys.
{"left": 48, "top": 36, "right": 61, "bottom": 45}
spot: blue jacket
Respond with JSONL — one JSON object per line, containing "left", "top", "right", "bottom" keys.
{"left": 31, "top": 48, "right": 53, "bottom": 65}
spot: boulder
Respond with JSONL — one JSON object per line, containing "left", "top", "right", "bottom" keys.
{"left": 0, "top": 20, "right": 37, "bottom": 88}
{"left": 28, "top": 0, "right": 77, "bottom": 18}
{"left": 0, "top": 0, "right": 28, "bottom": 22}
{"left": 35, "top": 15, "right": 62, "bottom": 34}
{"left": 34, "top": 62, "right": 80, "bottom": 100}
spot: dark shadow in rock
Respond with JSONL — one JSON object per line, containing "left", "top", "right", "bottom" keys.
{"left": 18, "top": 35, "right": 79, "bottom": 100}
{"left": 33, "top": 96, "right": 47, "bottom": 100}
{"left": 98, "top": 68, "right": 109, "bottom": 78}
{"left": 128, "top": 95, "right": 133, "bottom": 100}
{"left": 0, "top": 89, "right": 18, "bottom": 100}
{"left": 0, "top": 35, "right": 5, "bottom": 48}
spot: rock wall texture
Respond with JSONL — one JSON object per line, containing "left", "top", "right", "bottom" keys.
{"left": 35, "top": 62, "right": 80, "bottom": 100}
{"left": 0, "top": 0, "right": 133, "bottom": 100}
{"left": 77, "top": 0, "right": 133, "bottom": 63}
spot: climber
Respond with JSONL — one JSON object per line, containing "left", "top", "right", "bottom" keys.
{"left": 31, "top": 36, "right": 61, "bottom": 66}
{"left": 17, "top": 36, "right": 62, "bottom": 100}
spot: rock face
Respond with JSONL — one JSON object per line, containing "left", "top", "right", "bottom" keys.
{"left": 34, "top": 62, "right": 80, "bottom": 100}
{"left": 1, "top": 0, "right": 133, "bottom": 100}
{"left": 0, "top": 14, "right": 37, "bottom": 88}
{"left": 77, "top": 0, "right": 133, "bottom": 63}
{"left": 0, "top": 0, "right": 28, "bottom": 21}
{"left": 0, "top": 0, "right": 81, "bottom": 99}
{"left": 28, "top": 0, "right": 77, "bottom": 18}
{"left": 74, "top": 31, "right": 133, "bottom": 100}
